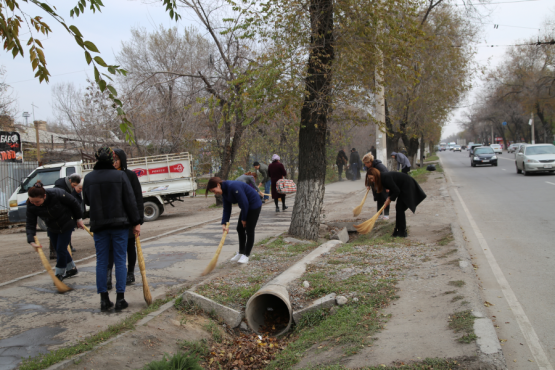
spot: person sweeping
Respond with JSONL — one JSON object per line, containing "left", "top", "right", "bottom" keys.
{"left": 83, "top": 147, "right": 141, "bottom": 312}
{"left": 362, "top": 153, "right": 390, "bottom": 220}
{"left": 54, "top": 173, "right": 83, "bottom": 253}
{"left": 26, "top": 181, "right": 84, "bottom": 281}
{"left": 206, "top": 177, "right": 262, "bottom": 265}
{"left": 105, "top": 148, "right": 144, "bottom": 290}
{"left": 365, "top": 168, "right": 426, "bottom": 237}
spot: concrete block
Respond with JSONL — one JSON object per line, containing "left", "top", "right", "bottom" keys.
{"left": 336, "top": 227, "right": 349, "bottom": 243}
{"left": 474, "top": 318, "right": 502, "bottom": 354}
{"left": 327, "top": 222, "right": 358, "bottom": 233}
{"left": 336, "top": 295, "right": 348, "bottom": 306}
{"left": 292, "top": 293, "right": 337, "bottom": 324}
{"left": 183, "top": 291, "right": 243, "bottom": 328}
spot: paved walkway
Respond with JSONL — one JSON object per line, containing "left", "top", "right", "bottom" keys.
{"left": 0, "top": 178, "right": 364, "bottom": 370}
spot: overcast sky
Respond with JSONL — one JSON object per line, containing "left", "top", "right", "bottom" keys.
{"left": 2, "top": 0, "right": 554, "bottom": 138}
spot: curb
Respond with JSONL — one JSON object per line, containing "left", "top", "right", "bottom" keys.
{"left": 182, "top": 291, "right": 243, "bottom": 328}
{"left": 450, "top": 223, "right": 507, "bottom": 370}
{"left": 44, "top": 299, "right": 178, "bottom": 370}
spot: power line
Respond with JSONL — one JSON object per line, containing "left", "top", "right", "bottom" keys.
{"left": 486, "top": 23, "right": 540, "bottom": 30}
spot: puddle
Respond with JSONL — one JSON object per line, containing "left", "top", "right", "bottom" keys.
{"left": 0, "top": 326, "right": 65, "bottom": 370}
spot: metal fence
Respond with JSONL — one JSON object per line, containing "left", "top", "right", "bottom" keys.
{"left": 0, "top": 161, "right": 38, "bottom": 226}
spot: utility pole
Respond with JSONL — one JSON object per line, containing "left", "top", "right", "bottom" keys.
{"left": 375, "top": 66, "right": 387, "bottom": 164}
{"left": 529, "top": 113, "right": 535, "bottom": 144}
{"left": 34, "top": 121, "right": 41, "bottom": 164}
{"left": 491, "top": 124, "right": 494, "bottom": 145}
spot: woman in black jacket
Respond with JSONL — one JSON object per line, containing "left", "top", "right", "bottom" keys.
{"left": 27, "top": 181, "right": 84, "bottom": 280}
{"left": 106, "top": 148, "right": 145, "bottom": 288}
{"left": 366, "top": 167, "right": 426, "bottom": 237}
{"left": 362, "top": 153, "right": 390, "bottom": 220}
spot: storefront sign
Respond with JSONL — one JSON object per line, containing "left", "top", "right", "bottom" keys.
{"left": 0, "top": 131, "right": 23, "bottom": 162}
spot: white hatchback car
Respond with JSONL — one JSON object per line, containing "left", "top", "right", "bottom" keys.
{"left": 490, "top": 144, "right": 502, "bottom": 154}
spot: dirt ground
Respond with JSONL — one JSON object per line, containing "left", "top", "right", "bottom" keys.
{"left": 0, "top": 196, "right": 219, "bottom": 284}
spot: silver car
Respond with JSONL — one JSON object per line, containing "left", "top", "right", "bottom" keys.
{"left": 515, "top": 144, "right": 555, "bottom": 176}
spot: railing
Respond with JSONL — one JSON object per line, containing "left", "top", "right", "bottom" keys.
{"left": 0, "top": 161, "right": 38, "bottom": 227}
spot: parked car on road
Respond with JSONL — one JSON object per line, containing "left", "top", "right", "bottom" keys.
{"left": 490, "top": 144, "right": 502, "bottom": 154}
{"left": 453, "top": 145, "right": 462, "bottom": 152}
{"left": 507, "top": 143, "right": 520, "bottom": 153}
{"left": 515, "top": 144, "right": 555, "bottom": 176}
{"left": 471, "top": 147, "right": 498, "bottom": 167}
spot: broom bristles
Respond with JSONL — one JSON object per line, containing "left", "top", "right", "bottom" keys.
{"left": 202, "top": 222, "right": 230, "bottom": 276}
{"left": 136, "top": 236, "right": 153, "bottom": 306}
{"left": 34, "top": 237, "right": 72, "bottom": 293}
{"left": 354, "top": 203, "right": 387, "bottom": 235}
{"left": 353, "top": 189, "right": 370, "bottom": 217}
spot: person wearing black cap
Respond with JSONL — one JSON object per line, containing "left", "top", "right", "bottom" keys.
{"left": 83, "top": 147, "right": 141, "bottom": 312}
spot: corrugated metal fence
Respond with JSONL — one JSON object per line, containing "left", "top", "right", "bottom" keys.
{"left": 0, "top": 162, "right": 38, "bottom": 226}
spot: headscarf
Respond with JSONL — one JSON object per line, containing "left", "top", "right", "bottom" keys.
{"left": 95, "top": 146, "right": 114, "bottom": 164}
{"left": 272, "top": 154, "right": 280, "bottom": 162}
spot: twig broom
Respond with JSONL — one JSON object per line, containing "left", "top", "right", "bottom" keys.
{"left": 83, "top": 225, "right": 94, "bottom": 237}
{"left": 201, "top": 222, "right": 230, "bottom": 276}
{"left": 354, "top": 203, "right": 387, "bottom": 235}
{"left": 353, "top": 189, "right": 370, "bottom": 217}
{"left": 135, "top": 236, "right": 152, "bottom": 306}
{"left": 34, "top": 236, "right": 72, "bottom": 293}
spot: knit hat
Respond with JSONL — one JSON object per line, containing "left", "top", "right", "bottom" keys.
{"left": 272, "top": 154, "right": 280, "bottom": 161}
{"left": 95, "top": 146, "right": 114, "bottom": 163}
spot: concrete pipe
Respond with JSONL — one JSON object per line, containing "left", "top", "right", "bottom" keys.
{"left": 245, "top": 240, "right": 342, "bottom": 336}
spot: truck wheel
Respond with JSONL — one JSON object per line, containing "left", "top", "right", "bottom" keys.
{"left": 143, "top": 201, "right": 161, "bottom": 222}
{"left": 37, "top": 217, "right": 47, "bottom": 231}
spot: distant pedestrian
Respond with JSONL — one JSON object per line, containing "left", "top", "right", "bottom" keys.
{"left": 365, "top": 168, "right": 426, "bottom": 238}
{"left": 26, "top": 181, "right": 84, "bottom": 281}
{"left": 336, "top": 149, "right": 348, "bottom": 180}
{"left": 350, "top": 148, "right": 361, "bottom": 181}
{"left": 206, "top": 177, "right": 262, "bottom": 265}
{"left": 54, "top": 173, "right": 82, "bottom": 253}
{"left": 391, "top": 151, "right": 411, "bottom": 174}
{"left": 84, "top": 147, "right": 141, "bottom": 312}
{"left": 268, "top": 154, "right": 288, "bottom": 212}
{"left": 106, "top": 148, "right": 145, "bottom": 290}
{"left": 253, "top": 162, "right": 270, "bottom": 202}
{"left": 362, "top": 153, "right": 390, "bottom": 220}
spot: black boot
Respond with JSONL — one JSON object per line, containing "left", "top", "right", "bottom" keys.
{"left": 392, "top": 228, "right": 399, "bottom": 237}
{"left": 65, "top": 267, "right": 78, "bottom": 278}
{"left": 398, "top": 229, "right": 408, "bottom": 238}
{"left": 115, "top": 292, "right": 128, "bottom": 312}
{"left": 275, "top": 206, "right": 280, "bottom": 212}
{"left": 100, "top": 292, "right": 113, "bottom": 312}
{"left": 106, "top": 269, "right": 113, "bottom": 290}
{"left": 282, "top": 205, "right": 288, "bottom": 211}
{"left": 126, "top": 271, "right": 135, "bottom": 285}
{"left": 55, "top": 273, "right": 65, "bottom": 281}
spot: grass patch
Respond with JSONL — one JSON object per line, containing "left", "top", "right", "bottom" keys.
{"left": 298, "top": 358, "right": 466, "bottom": 369}
{"left": 448, "top": 310, "right": 477, "bottom": 343}
{"left": 451, "top": 295, "right": 464, "bottom": 302}
{"left": 208, "top": 202, "right": 220, "bottom": 208}
{"left": 448, "top": 280, "right": 465, "bottom": 288}
{"left": 435, "top": 163, "right": 444, "bottom": 173}
{"left": 180, "top": 339, "right": 210, "bottom": 357}
{"left": 443, "top": 290, "right": 456, "bottom": 295}
{"left": 142, "top": 352, "right": 203, "bottom": 370}
{"left": 424, "top": 154, "right": 439, "bottom": 162}
{"left": 19, "top": 295, "right": 178, "bottom": 370}
{"left": 437, "top": 234, "right": 454, "bottom": 246}
{"left": 203, "top": 320, "right": 223, "bottom": 343}
{"left": 196, "top": 283, "right": 261, "bottom": 308}
{"left": 197, "top": 178, "right": 209, "bottom": 184}
{"left": 409, "top": 167, "right": 429, "bottom": 183}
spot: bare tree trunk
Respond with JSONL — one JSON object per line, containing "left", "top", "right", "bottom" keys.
{"left": 289, "top": 0, "right": 334, "bottom": 240}
{"left": 419, "top": 134, "right": 424, "bottom": 167}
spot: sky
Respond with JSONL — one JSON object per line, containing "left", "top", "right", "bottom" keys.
{"left": 1, "top": 0, "right": 554, "bottom": 137}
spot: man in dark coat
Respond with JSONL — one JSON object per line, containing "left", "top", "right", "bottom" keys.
{"left": 336, "top": 149, "right": 348, "bottom": 180}
{"left": 83, "top": 146, "right": 141, "bottom": 312}
{"left": 349, "top": 148, "right": 361, "bottom": 181}
{"left": 105, "top": 148, "right": 145, "bottom": 289}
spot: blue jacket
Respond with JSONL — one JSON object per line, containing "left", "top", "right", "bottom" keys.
{"left": 221, "top": 181, "right": 262, "bottom": 224}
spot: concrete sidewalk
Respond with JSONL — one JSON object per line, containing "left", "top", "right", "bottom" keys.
{"left": 0, "top": 179, "right": 365, "bottom": 370}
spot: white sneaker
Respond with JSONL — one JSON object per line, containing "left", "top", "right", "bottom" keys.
{"left": 378, "top": 215, "right": 384, "bottom": 220}
{"left": 230, "top": 253, "right": 242, "bottom": 262}
{"left": 238, "top": 255, "right": 249, "bottom": 264}
{"left": 383, "top": 215, "right": 390, "bottom": 220}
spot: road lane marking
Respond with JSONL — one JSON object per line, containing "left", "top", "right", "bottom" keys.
{"left": 502, "top": 169, "right": 506, "bottom": 171}
{"left": 546, "top": 182, "right": 555, "bottom": 186}
{"left": 446, "top": 175, "right": 553, "bottom": 370}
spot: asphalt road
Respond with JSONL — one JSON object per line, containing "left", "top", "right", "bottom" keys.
{"left": 440, "top": 150, "right": 555, "bottom": 370}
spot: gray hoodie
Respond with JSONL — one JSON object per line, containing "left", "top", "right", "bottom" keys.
{"left": 391, "top": 152, "right": 411, "bottom": 170}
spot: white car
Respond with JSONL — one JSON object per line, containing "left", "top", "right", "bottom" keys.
{"left": 515, "top": 144, "right": 555, "bottom": 175}
{"left": 490, "top": 144, "right": 502, "bottom": 154}
{"left": 453, "top": 145, "right": 462, "bottom": 152}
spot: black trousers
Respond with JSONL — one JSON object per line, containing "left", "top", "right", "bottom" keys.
{"left": 274, "top": 195, "right": 286, "bottom": 208}
{"left": 395, "top": 199, "right": 409, "bottom": 231}
{"left": 401, "top": 166, "right": 410, "bottom": 174}
{"left": 237, "top": 206, "right": 262, "bottom": 257}
{"left": 108, "top": 237, "right": 137, "bottom": 273}
{"left": 377, "top": 192, "right": 390, "bottom": 216}
{"left": 338, "top": 164, "right": 344, "bottom": 178}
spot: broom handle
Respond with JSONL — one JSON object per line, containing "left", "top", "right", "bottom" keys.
{"left": 83, "top": 225, "right": 94, "bottom": 237}
{"left": 34, "top": 236, "right": 71, "bottom": 292}
{"left": 136, "top": 236, "right": 147, "bottom": 276}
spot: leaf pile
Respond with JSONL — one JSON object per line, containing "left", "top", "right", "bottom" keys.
{"left": 201, "top": 333, "right": 286, "bottom": 370}
{"left": 259, "top": 307, "right": 290, "bottom": 335}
